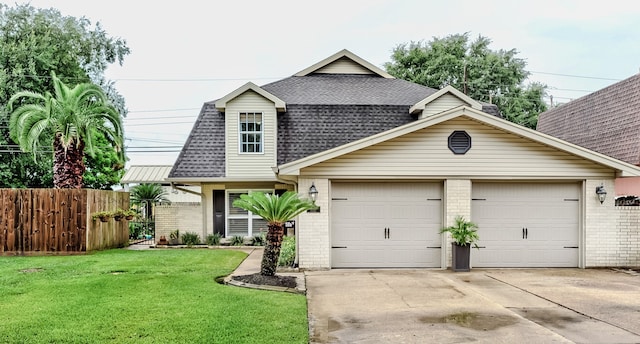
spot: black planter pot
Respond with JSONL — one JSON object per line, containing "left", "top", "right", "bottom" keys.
{"left": 451, "top": 242, "right": 471, "bottom": 272}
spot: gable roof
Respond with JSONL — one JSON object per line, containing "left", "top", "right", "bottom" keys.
{"left": 294, "top": 49, "right": 394, "bottom": 78}
{"left": 537, "top": 73, "right": 640, "bottom": 165}
{"left": 409, "top": 85, "right": 483, "bottom": 114}
{"left": 168, "top": 50, "right": 502, "bottom": 180}
{"left": 215, "top": 82, "right": 286, "bottom": 112}
{"left": 277, "top": 105, "right": 640, "bottom": 177}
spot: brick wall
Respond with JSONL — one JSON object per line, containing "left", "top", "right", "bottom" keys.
{"left": 297, "top": 178, "right": 330, "bottom": 269}
{"left": 155, "top": 203, "right": 203, "bottom": 244}
{"left": 443, "top": 179, "right": 472, "bottom": 268}
{"left": 611, "top": 206, "right": 640, "bottom": 267}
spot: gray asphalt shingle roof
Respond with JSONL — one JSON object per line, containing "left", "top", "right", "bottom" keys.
{"left": 169, "top": 73, "right": 502, "bottom": 179}
{"left": 537, "top": 73, "right": 640, "bottom": 165}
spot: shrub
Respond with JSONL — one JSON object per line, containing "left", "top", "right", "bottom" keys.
{"left": 206, "top": 233, "right": 221, "bottom": 245}
{"left": 181, "top": 232, "right": 201, "bottom": 246}
{"left": 251, "top": 232, "right": 266, "bottom": 246}
{"left": 230, "top": 235, "right": 245, "bottom": 246}
{"left": 278, "top": 236, "right": 295, "bottom": 267}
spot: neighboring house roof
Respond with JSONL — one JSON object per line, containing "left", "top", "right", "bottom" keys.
{"left": 537, "top": 73, "right": 640, "bottom": 165}
{"left": 121, "top": 165, "right": 173, "bottom": 184}
{"left": 168, "top": 49, "right": 502, "bottom": 180}
{"left": 278, "top": 105, "right": 640, "bottom": 178}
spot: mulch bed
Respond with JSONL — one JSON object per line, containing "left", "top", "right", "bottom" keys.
{"left": 232, "top": 273, "right": 297, "bottom": 288}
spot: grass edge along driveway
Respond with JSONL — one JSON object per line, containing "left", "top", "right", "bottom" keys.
{"left": 0, "top": 249, "right": 308, "bottom": 344}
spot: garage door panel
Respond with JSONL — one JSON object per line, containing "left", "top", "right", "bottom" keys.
{"left": 472, "top": 183, "right": 580, "bottom": 268}
{"left": 332, "top": 182, "right": 442, "bottom": 268}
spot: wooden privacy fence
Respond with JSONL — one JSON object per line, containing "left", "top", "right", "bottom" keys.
{"left": 0, "top": 189, "right": 129, "bottom": 255}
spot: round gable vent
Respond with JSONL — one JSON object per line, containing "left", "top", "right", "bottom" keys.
{"left": 448, "top": 131, "right": 471, "bottom": 154}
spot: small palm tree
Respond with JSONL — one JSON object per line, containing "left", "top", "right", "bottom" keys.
{"left": 440, "top": 215, "right": 480, "bottom": 248}
{"left": 233, "top": 191, "right": 317, "bottom": 276}
{"left": 8, "top": 71, "right": 124, "bottom": 188}
{"left": 129, "top": 183, "right": 171, "bottom": 219}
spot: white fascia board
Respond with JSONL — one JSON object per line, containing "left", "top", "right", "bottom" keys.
{"left": 214, "top": 82, "right": 286, "bottom": 112}
{"left": 409, "top": 85, "right": 483, "bottom": 114}
{"left": 293, "top": 49, "right": 394, "bottom": 78}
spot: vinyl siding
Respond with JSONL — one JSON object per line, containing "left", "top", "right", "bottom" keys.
{"left": 225, "top": 91, "right": 278, "bottom": 178}
{"left": 301, "top": 117, "right": 614, "bottom": 178}
{"left": 313, "top": 56, "right": 375, "bottom": 75}
{"left": 420, "top": 94, "right": 469, "bottom": 118}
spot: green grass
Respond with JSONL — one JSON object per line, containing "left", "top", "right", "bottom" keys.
{"left": 0, "top": 249, "right": 308, "bottom": 343}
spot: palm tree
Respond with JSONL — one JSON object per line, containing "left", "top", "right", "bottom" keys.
{"left": 8, "top": 72, "right": 124, "bottom": 188}
{"left": 129, "top": 183, "right": 171, "bottom": 219}
{"left": 233, "top": 191, "right": 317, "bottom": 276}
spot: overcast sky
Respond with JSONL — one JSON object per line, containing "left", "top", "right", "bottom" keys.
{"left": 18, "top": 0, "right": 640, "bottom": 166}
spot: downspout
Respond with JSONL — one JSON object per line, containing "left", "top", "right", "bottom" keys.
{"left": 170, "top": 182, "right": 202, "bottom": 197}
{"left": 272, "top": 166, "right": 301, "bottom": 268}
{"left": 170, "top": 182, "right": 205, "bottom": 242}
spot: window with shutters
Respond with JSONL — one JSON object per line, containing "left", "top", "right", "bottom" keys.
{"left": 448, "top": 130, "right": 472, "bottom": 154}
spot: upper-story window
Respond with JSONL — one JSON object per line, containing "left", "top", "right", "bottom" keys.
{"left": 239, "top": 112, "right": 263, "bottom": 153}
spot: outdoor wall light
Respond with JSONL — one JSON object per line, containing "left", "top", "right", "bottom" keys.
{"left": 308, "top": 183, "right": 318, "bottom": 202}
{"left": 308, "top": 183, "right": 320, "bottom": 212}
{"left": 596, "top": 185, "right": 607, "bottom": 204}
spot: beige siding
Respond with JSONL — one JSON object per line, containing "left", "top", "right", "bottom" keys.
{"left": 420, "top": 94, "right": 469, "bottom": 118}
{"left": 313, "top": 56, "right": 375, "bottom": 75}
{"left": 301, "top": 117, "right": 614, "bottom": 178}
{"left": 225, "top": 91, "right": 277, "bottom": 178}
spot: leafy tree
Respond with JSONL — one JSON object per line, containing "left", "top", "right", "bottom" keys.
{"left": 83, "top": 132, "right": 126, "bottom": 190}
{"left": 129, "top": 183, "right": 171, "bottom": 219}
{"left": 8, "top": 72, "right": 124, "bottom": 188}
{"left": 384, "top": 33, "right": 547, "bottom": 128}
{"left": 233, "top": 191, "right": 317, "bottom": 276}
{"left": 0, "top": 3, "right": 130, "bottom": 188}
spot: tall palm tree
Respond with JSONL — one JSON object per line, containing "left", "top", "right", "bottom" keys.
{"left": 8, "top": 72, "right": 124, "bottom": 188}
{"left": 233, "top": 191, "right": 317, "bottom": 276}
{"left": 129, "top": 183, "right": 171, "bottom": 219}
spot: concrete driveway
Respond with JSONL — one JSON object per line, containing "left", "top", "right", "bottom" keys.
{"left": 305, "top": 268, "right": 640, "bottom": 343}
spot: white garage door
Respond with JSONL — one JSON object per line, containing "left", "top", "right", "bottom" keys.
{"left": 331, "top": 182, "right": 442, "bottom": 268}
{"left": 471, "top": 183, "right": 580, "bottom": 267}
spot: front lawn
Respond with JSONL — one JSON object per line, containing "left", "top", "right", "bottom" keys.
{"left": 0, "top": 249, "right": 308, "bottom": 343}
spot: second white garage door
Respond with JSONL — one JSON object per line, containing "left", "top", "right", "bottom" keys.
{"left": 331, "top": 182, "right": 442, "bottom": 268}
{"left": 471, "top": 182, "right": 580, "bottom": 267}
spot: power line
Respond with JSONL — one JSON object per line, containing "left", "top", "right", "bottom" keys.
{"left": 529, "top": 71, "right": 622, "bottom": 81}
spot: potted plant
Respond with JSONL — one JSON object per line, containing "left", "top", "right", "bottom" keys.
{"left": 124, "top": 209, "right": 137, "bottom": 220}
{"left": 440, "top": 215, "right": 479, "bottom": 272}
{"left": 112, "top": 208, "right": 126, "bottom": 221}
{"left": 92, "top": 211, "right": 113, "bottom": 222}
{"left": 169, "top": 229, "right": 180, "bottom": 245}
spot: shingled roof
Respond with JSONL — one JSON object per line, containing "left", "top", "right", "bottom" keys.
{"left": 169, "top": 52, "right": 502, "bottom": 179}
{"left": 537, "top": 73, "right": 640, "bottom": 166}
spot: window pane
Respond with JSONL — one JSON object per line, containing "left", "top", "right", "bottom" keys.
{"left": 252, "top": 218, "right": 268, "bottom": 236}
{"left": 228, "top": 193, "right": 248, "bottom": 215}
{"left": 228, "top": 218, "right": 248, "bottom": 237}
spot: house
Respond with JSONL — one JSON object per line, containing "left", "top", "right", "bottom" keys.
{"left": 537, "top": 73, "right": 640, "bottom": 199}
{"left": 168, "top": 49, "right": 640, "bottom": 269}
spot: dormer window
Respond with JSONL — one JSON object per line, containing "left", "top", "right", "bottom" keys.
{"left": 239, "top": 112, "right": 263, "bottom": 153}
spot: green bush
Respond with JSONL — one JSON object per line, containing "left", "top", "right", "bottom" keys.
{"left": 181, "top": 232, "right": 201, "bottom": 246}
{"left": 230, "top": 235, "right": 245, "bottom": 246}
{"left": 206, "top": 233, "right": 221, "bottom": 245}
{"left": 251, "top": 232, "right": 266, "bottom": 246}
{"left": 278, "top": 236, "right": 295, "bottom": 267}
